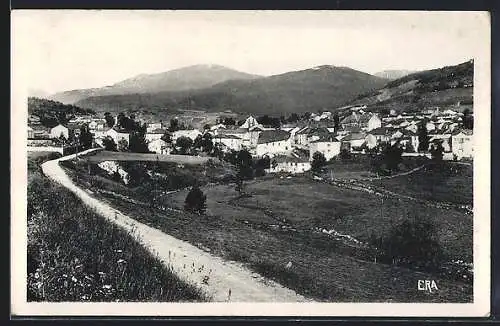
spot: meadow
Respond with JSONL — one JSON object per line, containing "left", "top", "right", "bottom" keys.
{"left": 62, "top": 157, "right": 473, "bottom": 302}
{"left": 167, "top": 176, "right": 472, "bottom": 263}
{"left": 371, "top": 162, "right": 473, "bottom": 206}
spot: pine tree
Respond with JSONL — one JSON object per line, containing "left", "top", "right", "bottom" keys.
{"left": 417, "top": 122, "right": 429, "bottom": 152}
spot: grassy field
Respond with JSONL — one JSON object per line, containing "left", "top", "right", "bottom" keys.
{"left": 371, "top": 163, "right": 473, "bottom": 206}
{"left": 63, "top": 157, "right": 473, "bottom": 302}
{"left": 27, "top": 152, "right": 208, "bottom": 302}
{"left": 321, "top": 155, "right": 427, "bottom": 181}
{"left": 86, "top": 150, "right": 215, "bottom": 165}
{"left": 167, "top": 176, "right": 472, "bottom": 263}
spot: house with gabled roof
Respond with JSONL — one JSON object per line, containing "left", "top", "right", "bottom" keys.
{"left": 213, "top": 134, "right": 244, "bottom": 152}
{"left": 429, "top": 128, "right": 453, "bottom": 152}
{"left": 50, "top": 124, "right": 69, "bottom": 139}
{"left": 172, "top": 129, "right": 202, "bottom": 142}
{"left": 341, "top": 112, "right": 381, "bottom": 131}
{"left": 146, "top": 121, "right": 164, "bottom": 133}
{"left": 145, "top": 128, "right": 167, "bottom": 142}
{"left": 148, "top": 138, "right": 170, "bottom": 155}
{"left": 240, "top": 115, "right": 262, "bottom": 129}
{"left": 106, "top": 127, "right": 130, "bottom": 145}
{"left": 365, "top": 127, "right": 392, "bottom": 149}
{"left": 295, "top": 127, "right": 311, "bottom": 147}
{"left": 341, "top": 131, "right": 367, "bottom": 150}
{"left": 309, "top": 134, "right": 341, "bottom": 161}
{"left": 267, "top": 154, "right": 311, "bottom": 174}
{"left": 256, "top": 130, "right": 292, "bottom": 157}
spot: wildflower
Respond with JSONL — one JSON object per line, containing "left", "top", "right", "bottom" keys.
{"left": 98, "top": 272, "right": 105, "bottom": 275}
{"left": 72, "top": 276, "right": 78, "bottom": 283}
{"left": 103, "top": 284, "right": 112, "bottom": 289}
{"left": 34, "top": 272, "right": 39, "bottom": 279}
{"left": 117, "top": 259, "right": 126, "bottom": 264}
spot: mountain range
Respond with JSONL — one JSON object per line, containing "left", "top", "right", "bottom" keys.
{"left": 49, "top": 64, "right": 262, "bottom": 105}
{"left": 50, "top": 65, "right": 388, "bottom": 115}
{"left": 45, "top": 60, "right": 473, "bottom": 116}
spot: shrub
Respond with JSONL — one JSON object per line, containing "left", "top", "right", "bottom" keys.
{"left": 184, "top": 186, "right": 207, "bottom": 215}
{"left": 371, "top": 214, "right": 445, "bottom": 270}
{"left": 339, "top": 148, "right": 351, "bottom": 160}
{"left": 102, "top": 137, "right": 117, "bottom": 151}
{"left": 311, "top": 152, "right": 327, "bottom": 172}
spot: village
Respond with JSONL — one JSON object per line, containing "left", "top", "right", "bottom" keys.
{"left": 27, "top": 104, "right": 474, "bottom": 175}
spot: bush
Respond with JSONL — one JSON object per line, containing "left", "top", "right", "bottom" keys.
{"left": 311, "top": 152, "right": 327, "bottom": 172}
{"left": 371, "top": 214, "right": 444, "bottom": 270}
{"left": 184, "top": 186, "right": 207, "bottom": 215}
{"left": 339, "top": 148, "right": 351, "bottom": 160}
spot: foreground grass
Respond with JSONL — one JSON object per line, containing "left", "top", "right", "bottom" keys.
{"left": 27, "top": 154, "right": 208, "bottom": 302}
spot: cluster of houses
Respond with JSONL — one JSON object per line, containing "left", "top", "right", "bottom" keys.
{"left": 27, "top": 105, "right": 473, "bottom": 174}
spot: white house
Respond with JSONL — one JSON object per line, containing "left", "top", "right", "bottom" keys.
{"left": 429, "top": 132, "right": 453, "bottom": 152}
{"left": 89, "top": 120, "right": 98, "bottom": 130}
{"left": 50, "top": 124, "right": 69, "bottom": 139}
{"left": 256, "top": 130, "right": 292, "bottom": 157}
{"left": 361, "top": 114, "right": 382, "bottom": 131}
{"left": 106, "top": 128, "right": 130, "bottom": 145}
{"left": 309, "top": 136, "right": 341, "bottom": 161}
{"left": 402, "top": 129, "right": 419, "bottom": 152}
{"left": 341, "top": 132, "right": 366, "bottom": 150}
{"left": 341, "top": 112, "right": 381, "bottom": 131}
{"left": 266, "top": 155, "right": 311, "bottom": 174}
{"left": 27, "top": 126, "right": 34, "bottom": 139}
{"left": 240, "top": 116, "right": 262, "bottom": 129}
{"left": 148, "top": 139, "right": 170, "bottom": 154}
{"left": 145, "top": 128, "right": 166, "bottom": 142}
{"left": 213, "top": 134, "right": 244, "bottom": 151}
{"left": 295, "top": 127, "right": 310, "bottom": 147}
{"left": 147, "top": 122, "right": 164, "bottom": 133}
{"left": 248, "top": 125, "right": 266, "bottom": 148}
{"left": 451, "top": 129, "right": 473, "bottom": 159}
{"left": 172, "top": 129, "right": 202, "bottom": 142}
{"left": 405, "top": 122, "right": 419, "bottom": 133}
{"left": 426, "top": 121, "right": 436, "bottom": 132}
{"left": 218, "top": 127, "right": 252, "bottom": 147}
{"left": 209, "top": 123, "right": 226, "bottom": 135}
{"left": 365, "top": 127, "right": 392, "bottom": 149}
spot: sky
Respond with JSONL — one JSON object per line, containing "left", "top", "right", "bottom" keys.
{"left": 12, "top": 10, "right": 489, "bottom": 94}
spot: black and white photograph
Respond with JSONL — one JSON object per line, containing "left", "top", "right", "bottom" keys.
{"left": 11, "top": 10, "right": 491, "bottom": 317}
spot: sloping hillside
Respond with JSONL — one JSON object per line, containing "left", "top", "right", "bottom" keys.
{"left": 28, "top": 97, "right": 94, "bottom": 116}
{"left": 374, "top": 70, "right": 416, "bottom": 80}
{"left": 75, "top": 65, "right": 388, "bottom": 115}
{"left": 49, "top": 65, "right": 262, "bottom": 105}
{"left": 348, "top": 60, "right": 473, "bottom": 113}
{"left": 28, "top": 97, "right": 95, "bottom": 127}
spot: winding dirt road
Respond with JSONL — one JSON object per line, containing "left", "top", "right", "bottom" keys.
{"left": 41, "top": 149, "right": 310, "bottom": 302}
